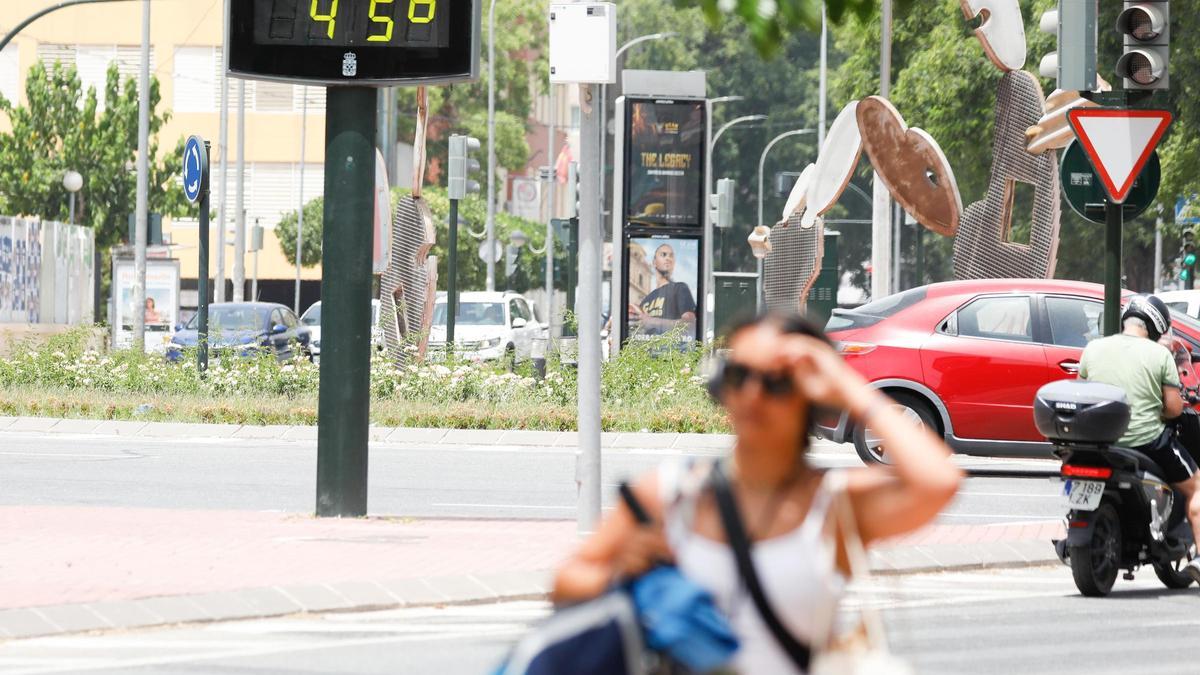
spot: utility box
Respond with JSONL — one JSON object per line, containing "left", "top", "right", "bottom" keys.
{"left": 714, "top": 272, "right": 757, "bottom": 340}
{"left": 548, "top": 3, "right": 616, "bottom": 84}
{"left": 806, "top": 232, "right": 840, "bottom": 327}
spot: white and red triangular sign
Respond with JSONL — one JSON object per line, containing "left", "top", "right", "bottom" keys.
{"left": 1067, "top": 108, "right": 1172, "bottom": 204}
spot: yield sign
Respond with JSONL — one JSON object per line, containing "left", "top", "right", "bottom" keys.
{"left": 1066, "top": 108, "right": 1172, "bottom": 204}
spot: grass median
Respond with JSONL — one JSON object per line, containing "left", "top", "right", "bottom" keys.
{"left": 0, "top": 329, "right": 729, "bottom": 433}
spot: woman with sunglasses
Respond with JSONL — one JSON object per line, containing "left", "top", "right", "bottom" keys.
{"left": 553, "top": 313, "right": 962, "bottom": 674}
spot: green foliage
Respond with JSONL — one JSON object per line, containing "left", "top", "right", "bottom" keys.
{"left": 0, "top": 329, "right": 726, "bottom": 432}
{"left": 274, "top": 196, "right": 325, "bottom": 267}
{"left": 394, "top": 0, "right": 547, "bottom": 178}
{"left": 0, "top": 61, "right": 187, "bottom": 251}
{"left": 674, "top": 0, "right": 906, "bottom": 57}
{"left": 275, "top": 186, "right": 555, "bottom": 295}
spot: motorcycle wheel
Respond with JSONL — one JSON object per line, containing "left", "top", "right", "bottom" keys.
{"left": 1153, "top": 546, "right": 1197, "bottom": 589}
{"left": 1070, "top": 503, "right": 1121, "bottom": 597}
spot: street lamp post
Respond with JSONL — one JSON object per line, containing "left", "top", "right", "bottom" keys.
{"left": 63, "top": 171, "right": 83, "bottom": 225}
{"left": 600, "top": 32, "right": 677, "bottom": 216}
{"left": 485, "top": 0, "right": 497, "bottom": 291}
{"left": 708, "top": 113, "right": 766, "bottom": 293}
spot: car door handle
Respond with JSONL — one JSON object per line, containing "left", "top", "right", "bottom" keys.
{"left": 1059, "top": 360, "right": 1080, "bottom": 374}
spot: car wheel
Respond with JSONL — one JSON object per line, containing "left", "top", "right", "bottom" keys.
{"left": 851, "top": 392, "right": 938, "bottom": 465}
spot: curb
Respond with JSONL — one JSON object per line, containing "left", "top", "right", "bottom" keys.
{"left": 0, "top": 415, "right": 740, "bottom": 451}
{"left": 0, "top": 570, "right": 554, "bottom": 641}
{"left": 0, "top": 544, "right": 1062, "bottom": 641}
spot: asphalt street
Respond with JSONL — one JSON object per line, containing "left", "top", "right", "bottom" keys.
{"left": 0, "top": 566, "right": 1194, "bottom": 674}
{"left": 0, "top": 431, "right": 1063, "bottom": 523}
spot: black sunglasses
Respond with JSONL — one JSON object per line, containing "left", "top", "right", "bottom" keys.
{"left": 721, "top": 362, "right": 795, "bottom": 397}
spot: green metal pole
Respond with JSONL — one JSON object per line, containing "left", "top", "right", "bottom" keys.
{"left": 1103, "top": 200, "right": 1123, "bottom": 336}
{"left": 447, "top": 198, "right": 459, "bottom": 345}
{"left": 316, "top": 87, "right": 377, "bottom": 518}
{"left": 197, "top": 140, "right": 210, "bottom": 373}
{"left": 565, "top": 218, "right": 578, "bottom": 337}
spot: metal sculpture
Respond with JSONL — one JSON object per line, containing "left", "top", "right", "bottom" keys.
{"left": 953, "top": 70, "right": 1061, "bottom": 280}
{"left": 857, "top": 96, "right": 963, "bottom": 237}
{"left": 380, "top": 86, "right": 437, "bottom": 365}
{"left": 758, "top": 0, "right": 1076, "bottom": 307}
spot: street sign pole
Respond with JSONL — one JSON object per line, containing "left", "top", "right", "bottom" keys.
{"left": 1104, "top": 200, "right": 1123, "bottom": 336}
{"left": 198, "top": 142, "right": 210, "bottom": 373}
{"left": 183, "top": 135, "right": 210, "bottom": 373}
{"left": 316, "top": 87, "right": 377, "bottom": 518}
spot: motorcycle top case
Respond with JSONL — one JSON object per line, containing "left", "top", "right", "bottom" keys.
{"left": 1034, "top": 380, "right": 1130, "bottom": 445}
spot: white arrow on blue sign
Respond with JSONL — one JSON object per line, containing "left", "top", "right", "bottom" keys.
{"left": 183, "top": 135, "right": 208, "bottom": 204}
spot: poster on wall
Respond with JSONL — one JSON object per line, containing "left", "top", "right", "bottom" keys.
{"left": 0, "top": 218, "right": 43, "bottom": 324}
{"left": 624, "top": 99, "right": 706, "bottom": 227}
{"left": 112, "top": 259, "right": 180, "bottom": 352}
{"left": 624, "top": 236, "right": 700, "bottom": 342}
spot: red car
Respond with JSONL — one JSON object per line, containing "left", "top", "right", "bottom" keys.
{"left": 819, "top": 279, "right": 1200, "bottom": 464}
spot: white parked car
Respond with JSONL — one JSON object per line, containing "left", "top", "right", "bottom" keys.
{"left": 1158, "top": 290, "right": 1200, "bottom": 320}
{"left": 300, "top": 299, "right": 382, "bottom": 363}
{"left": 428, "top": 291, "right": 545, "bottom": 363}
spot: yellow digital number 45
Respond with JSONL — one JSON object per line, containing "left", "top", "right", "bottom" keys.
{"left": 368, "top": 0, "right": 395, "bottom": 42}
{"left": 408, "top": 0, "right": 436, "bottom": 24}
{"left": 310, "top": 0, "right": 338, "bottom": 39}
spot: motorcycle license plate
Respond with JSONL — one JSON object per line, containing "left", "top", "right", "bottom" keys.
{"left": 1064, "top": 479, "right": 1105, "bottom": 511}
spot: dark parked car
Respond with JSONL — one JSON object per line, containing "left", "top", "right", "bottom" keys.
{"left": 167, "top": 302, "right": 311, "bottom": 363}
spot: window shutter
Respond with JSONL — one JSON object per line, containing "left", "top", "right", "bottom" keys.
{"left": 254, "top": 81, "right": 294, "bottom": 112}
{"left": 0, "top": 45, "right": 19, "bottom": 104}
{"left": 173, "top": 47, "right": 215, "bottom": 113}
{"left": 75, "top": 46, "right": 116, "bottom": 110}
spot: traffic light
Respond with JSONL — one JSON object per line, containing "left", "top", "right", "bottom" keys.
{"left": 1038, "top": 2, "right": 1097, "bottom": 91}
{"left": 447, "top": 134, "right": 481, "bottom": 200}
{"left": 710, "top": 178, "right": 734, "bottom": 230}
{"left": 1182, "top": 228, "right": 1195, "bottom": 288}
{"left": 1116, "top": 1, "right": 1170, "bottom": 90}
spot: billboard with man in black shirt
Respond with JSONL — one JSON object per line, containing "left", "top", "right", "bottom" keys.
{"left": 626, "top": 237, "right": 698, "bottom": 340}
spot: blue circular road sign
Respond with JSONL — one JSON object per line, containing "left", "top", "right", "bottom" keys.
{"left": 183, "top": 135, "right": 208, "bottom": 204}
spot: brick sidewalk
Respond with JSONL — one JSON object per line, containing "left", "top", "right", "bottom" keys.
{"left": 0, "top": 505, "right": 1063, "bottom": 639}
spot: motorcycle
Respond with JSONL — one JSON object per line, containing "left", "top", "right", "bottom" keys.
{"left": 1034, "top": 380, "right": 1197, "bottom": 597}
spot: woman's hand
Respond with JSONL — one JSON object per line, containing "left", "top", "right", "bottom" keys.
{"left": 612, "top": 525, "right": 673, "bottom": 580}
{"left": 779, "top": 335, "right": 870, "bottom": 412}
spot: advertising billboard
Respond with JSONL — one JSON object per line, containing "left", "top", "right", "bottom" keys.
{"left": 112, "top": 259, "right": 180, "bottom": 353}
{"left": 623, "top": 235, "right": 700, "bottom": 342}
{"left": 623, "top": 99, "right": 706, "bottom": 227}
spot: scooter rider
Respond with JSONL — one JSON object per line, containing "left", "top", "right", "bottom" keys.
{"left": 1079, "top": 295, "right": 1200, "bottom": 582}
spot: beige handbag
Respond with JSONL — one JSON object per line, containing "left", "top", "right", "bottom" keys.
{"left": 810, "top": 472, "right": 914, "bottom": 675}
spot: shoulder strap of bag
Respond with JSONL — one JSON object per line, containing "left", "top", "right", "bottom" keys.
{"left": 816, "top": 468, "right": 892, "bottom": 648}
{"left": 711, "top": 462, "right": 812, "bottom": 671}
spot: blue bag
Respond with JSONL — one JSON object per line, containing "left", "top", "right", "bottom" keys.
{"left": 493, "top": 483, "right": 738, "bottom": 675}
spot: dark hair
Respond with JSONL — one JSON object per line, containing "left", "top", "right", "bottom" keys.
{"left": 719, "top": 311, "right": 833, "bottom": 455}
{"left": 722, "top": 311, "right": 832, "bottom": 347}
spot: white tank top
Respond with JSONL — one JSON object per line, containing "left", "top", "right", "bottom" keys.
{"left": 658, "top": 461, "right": 846, "bottom": 675}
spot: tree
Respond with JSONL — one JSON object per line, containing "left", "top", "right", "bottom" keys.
{"left": 393, "top": 0, "right": 547, "bottom": 182}
{"left": 275, "top": 186, "right": 553, "bottom": 294}
{"left": 274, "top": 196, "right": 325, "bottom": 267}
{"left": 0, "top": 61, "right": 187, "bottom": 251}
{"left": 674, "top": 0, "right": 909, "bottom": 56}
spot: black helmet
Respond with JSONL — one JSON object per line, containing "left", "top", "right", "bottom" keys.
{"left": 1121, "top": 294, "right": 1171, "bottom": 342}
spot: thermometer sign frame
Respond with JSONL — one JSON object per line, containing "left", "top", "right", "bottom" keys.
{"left": 225, "top": 0, "right": 481, "bottom": 86}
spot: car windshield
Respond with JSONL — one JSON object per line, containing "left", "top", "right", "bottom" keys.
{"left": 432, "top": 302, "right": 505, "bottom": 326}
{"left": 826, "top": 287, "right": 928, "bottom": 332}
{"left": 301, "top": 305, "right": 321, "bottom": 326}
{"left": 186, "top": 307, "right": 263, "bottom": 332}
